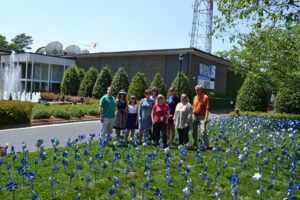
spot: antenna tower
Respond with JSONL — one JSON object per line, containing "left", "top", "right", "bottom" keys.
{"left": 190, "top": 0, "right": 213, "bottom": 53}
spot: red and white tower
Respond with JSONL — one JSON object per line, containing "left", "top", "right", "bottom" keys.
{"left": 190, "top": 0, "right": 213, "bottom": 53}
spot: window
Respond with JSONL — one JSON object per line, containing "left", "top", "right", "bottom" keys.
{"left": 41, "top": 64, "right": 49, "bottom": 81}
{"left": 51, "top": 65, "right": 64, "bottom": 82}
{"left": 33, "top": 64, "right": 41, "bottom": 80}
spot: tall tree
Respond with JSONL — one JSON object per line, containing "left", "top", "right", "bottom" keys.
{"left": 149, "top": 72, "right": 167, "bottom": 97}
{"left": 61, "top": 64, "right": 81, "bottom": 96}
{"left": 0, "top": 34, "right": 8, "bottom": 49}
{"left": 214, "top": 0, "right": 299, "bottom": 89}
{"left": 111, "top": 67, "right": 129, "bottom": 96}
{"left": 11, "top": 33, "right": 33, "bottom": 50}
{"left": 170, "top": 72, "right": 192, "bottom": 100}
{"left": 128, "top": 72, "right": 148, "bottom": 100}
{"left": 92, "top": 66, "right": 112, "bottom": 99}
{"left": 78, "top": 68, "right": 86, "bottom": 82}
{"left": 0, "top": 34, "right": 20, "bottom": 51}
{"left": 78, "top": 67, "right": 98, "bottom": 97}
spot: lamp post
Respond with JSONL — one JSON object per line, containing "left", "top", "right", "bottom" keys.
{"left": 178, "top": 54, "right": 184, "bottom": 96}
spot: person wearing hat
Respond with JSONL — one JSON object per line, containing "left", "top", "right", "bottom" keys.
{"left": 113, "top": 89, "right": 128, "bottom": 141}
{"left": 192, "top": 85, "right": 211, "bottom": 150}
{"left": 99, "top": 86, "right": 115, "bottom": 142}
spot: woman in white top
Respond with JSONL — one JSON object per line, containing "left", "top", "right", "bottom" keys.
{"left": 125, "top": 95, "right": 138, "bottom": 143}
{"left": 174, "top": 94, "right": 193, "bottom": 145}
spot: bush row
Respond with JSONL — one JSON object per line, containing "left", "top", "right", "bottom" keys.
{"left": 230, "top": 111, "right": 300, "bottom": 120}
{"left": 0, "top": 100, "right": 34, "bottom": 125}
{"left": 32, "top": 104, "right": 99, "bottom": 119}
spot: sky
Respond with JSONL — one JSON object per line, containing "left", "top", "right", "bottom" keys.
{"left": 0, "top": 0, "right": 235, "bottom": 54}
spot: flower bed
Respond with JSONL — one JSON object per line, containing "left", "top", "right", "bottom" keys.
{"left": 0, "top": 115, "right": 299, "bottom": 199}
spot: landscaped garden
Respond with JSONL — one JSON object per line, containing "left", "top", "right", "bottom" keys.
{"left": 0, "top": 114, "right": 299, "bottom": 199}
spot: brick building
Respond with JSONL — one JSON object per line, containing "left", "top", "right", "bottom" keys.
{"left": 72, "top": 48, "right": 232, "bottom": 94}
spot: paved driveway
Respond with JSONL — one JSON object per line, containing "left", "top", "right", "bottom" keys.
{"left": 0, "top": 112, "right": 229, "bottom": 152}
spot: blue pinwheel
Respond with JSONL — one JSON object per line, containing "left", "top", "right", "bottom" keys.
{"left": 48, "top": 176, "right": 55, "bottom": 200}
{"left": 155, "top": 188, "right": 162, "bottom": 200}
{"left": 26, "top": 171, "right": 35, "bottom": 190}
{"left": 5, "top": 181, "right": 17, "bottom": 200}
{"left": 109, "top": 185, "right": 115, "bottom": 200}
{"left": 130, "top": 187, "right": 136, "bottom": 200}
{"left": 114, "top": 176, "right": 119, "bottom": 187}
{"left": 85, "top": 174, "right": 91, "bottom": 198}
{"left": 70, "top": 170, "right": 75, "bottom": 187}
{"left": 18, "top": 165, "right": 28, "bottom": 183}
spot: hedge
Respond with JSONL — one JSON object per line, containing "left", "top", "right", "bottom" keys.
{"left": 32, "top": 109, "right": 51, "bottom": 119}
{"left": 230, "top": 111, "right": 300, "bottom": 120}
{"left": 0, "top": 100, "right": 34, "bottom": 125}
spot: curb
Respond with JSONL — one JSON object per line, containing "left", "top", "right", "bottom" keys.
{"left": 0, "top": 118, "right": 100, "bottom": 130}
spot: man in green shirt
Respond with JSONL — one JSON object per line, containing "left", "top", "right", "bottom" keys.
{"left": 99, "top": 86, "right": 115, "bottom": 142}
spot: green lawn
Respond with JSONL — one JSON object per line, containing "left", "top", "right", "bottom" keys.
{"left": 0, "top": 115, "right": 299, "bottom": 199}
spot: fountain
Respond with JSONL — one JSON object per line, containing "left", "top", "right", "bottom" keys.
{"left": 0, "top": 51, "right": 41, "bottom": 103}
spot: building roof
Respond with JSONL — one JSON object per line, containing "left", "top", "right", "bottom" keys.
{"left": 65, "top": 47, "right": 232, "bottom": 66}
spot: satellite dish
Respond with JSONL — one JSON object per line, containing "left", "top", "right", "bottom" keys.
{"left": 45, "top": 41, "right": 63, "bottom": 55}
{"left": 80, "top": 50, "right": 89, "bottom": 54}
{"left": 36, "top": 47, "right": 46, "bottom": 54}
{"left": 64, "top": 45, "right": 81, "bottom": 55}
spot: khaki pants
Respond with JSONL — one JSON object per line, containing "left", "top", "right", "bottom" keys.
{"left": 192, "top": 114, "right": 209, "bottom": 147}
{"left": 100, "top": 118, "right": 114, "bottom": 142}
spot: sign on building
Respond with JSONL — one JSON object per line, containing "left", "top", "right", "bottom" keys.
{"left": 197, "top": 64, "right": 216, "bottom": 90}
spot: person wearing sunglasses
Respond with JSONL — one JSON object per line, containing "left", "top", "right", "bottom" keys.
{"left": 166, "top": 87, "right": 180, "bottom": 145}
{"left": 174, "top": 94, "right": 193, "bottom": 145}
{"left": 151, "top": 94, "right": 169, "bottom": 148}
{"left": 150, "top": 87, "right": 159, "bottom": 103}
{"left": 138, "top": 89, "right": 155, "bottom": 144}
{"left": 125, "top": 95, "right": 138, "bottom": 143}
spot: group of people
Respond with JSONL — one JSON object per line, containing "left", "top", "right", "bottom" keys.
{"left": 99, "top": 85, "right": 211, "bottom": 150}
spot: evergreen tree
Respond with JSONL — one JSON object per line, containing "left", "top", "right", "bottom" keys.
{"left": 149, "top": 72, "right": 167, "bottom": 97}
{"left": 128, "top": 72, "right": 148, "bottom": 100}
{"left": 92, "top": 66, "right": 112, "bottom": 99}
{"left": 111, "top": 67, "right": 129, "bottom": 96}
{"left": 274, "top": 84, "right": 300, "bottom": 114}
{"left": 78, "top": 67, "right": 98, "bottom": 97}
{"left": 170, "top": 72, "right": 192, "bottom": 99}
{"left": 235, "top": 73, "right": 270, "bottom": 112}
{"left": 61, "top": 64, "right": 81, "bottom": 96}
{"left": 78, "top": 68, "right": 86, "bottom": 82}
{"left": 11, "top": 33, "right": 33, "bottom": 50}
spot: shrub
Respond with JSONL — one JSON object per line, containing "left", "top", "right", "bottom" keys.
{"left": 61, "top": 64, "right": 81, "bottom": 96}
{"left": 274, "top": 84, "right": 300, "bottom": 114}
{"left": 230, "top": 111, "right": 300, "bottom": 120}
{"left": 128, "top": 72, "right": 148, "bottom": 100}
{"left": 87, "top": 108, "right": 100, "bottom": 116}
{"left": 52, "top": 109, "right": 70, "bottom": 119}
{"left": 68, "top": 106, "right": 85, "bottom": 118}
{"left": 170, "top": 71, "right": 192, "bottom": 99}
{"left": 235, "top": 74, "right": 270, "bottom": 112}
{"left": 84, "top": 99, "right": 100, "bottom": 105}
{"left": 149, "top": 72, "right": 167, "bottom": 97}
{"left": 225, "top": 71, "right": 245, "bottom": 98}
{"left": 78, "top": 67, "right": 98, "bottom": 97}
{"left": 92, "top": 66, "right": 112, "bottom": 99}
{"left": 32, "top": 109, "right": 51, "bottom": 119}
{"left": 0, "top": 100, "right": 34, "bottom": 125}
{"left": 78, "top": 67, "right": 86, "bottom": 82}
{"left": 111, "top": 67, "right": 129, "bottom": 96}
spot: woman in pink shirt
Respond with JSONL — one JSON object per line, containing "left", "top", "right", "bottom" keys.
{"left": 151, "top": 94, "right": 169, "bottom": 148}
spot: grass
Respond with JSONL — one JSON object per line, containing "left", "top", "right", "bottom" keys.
{"left": 32, "top": 104, "right": 99, "bottom": 119}
{"left": 0, "top": 115, "right": 299, "bottom": 200}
